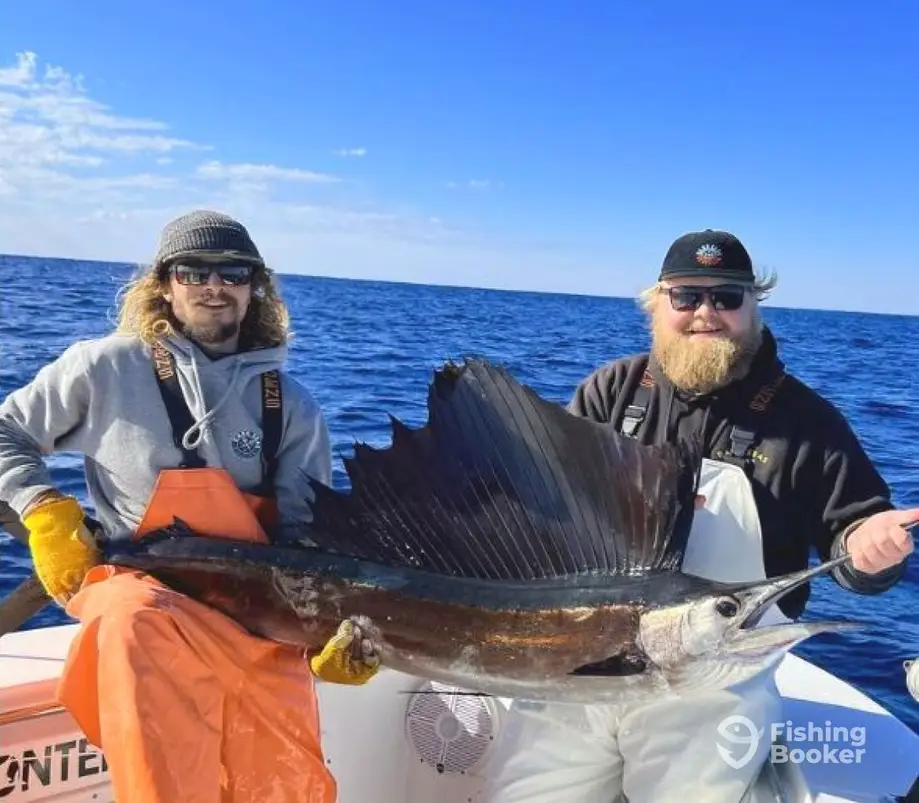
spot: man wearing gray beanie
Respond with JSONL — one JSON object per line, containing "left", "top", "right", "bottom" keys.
{"left": 0, "top": 209, "right": 377, "bottom": 801}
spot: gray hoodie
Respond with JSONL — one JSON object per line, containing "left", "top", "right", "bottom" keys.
{"left": 0, "top": 333, "right": 332, "bottom": 544}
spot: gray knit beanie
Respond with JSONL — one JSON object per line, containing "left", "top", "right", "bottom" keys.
{"left": 153, "top": 210, "right": 264, "bottom": 268}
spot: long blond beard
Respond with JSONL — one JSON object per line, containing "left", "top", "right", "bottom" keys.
{"left": 651, "top": 311, "right": 763, "bottom": 394}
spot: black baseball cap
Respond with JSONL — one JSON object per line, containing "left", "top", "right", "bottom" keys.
{"left": 658, "top": 229, "right": 754, "bottom": 283}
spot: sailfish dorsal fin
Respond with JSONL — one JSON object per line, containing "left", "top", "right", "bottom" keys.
{"left": 306, "top": 358, "right": 701, "bottom": 581}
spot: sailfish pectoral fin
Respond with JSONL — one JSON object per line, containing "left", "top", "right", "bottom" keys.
{"left": 570, "top": 651, "right": 650, "bottom": 677}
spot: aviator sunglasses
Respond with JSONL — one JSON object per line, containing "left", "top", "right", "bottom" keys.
{"left": 168, "top": 262, "right": 255, "bottom": 287}
{"left": 665, "top": 284, "right": 747, "bottom": 312}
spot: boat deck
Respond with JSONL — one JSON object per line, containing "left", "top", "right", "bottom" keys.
{"left": 2, "top": 624, "right": 918, "bottom": 802}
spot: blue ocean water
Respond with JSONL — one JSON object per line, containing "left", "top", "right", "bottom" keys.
{"left": 2, "top": 253, "right": 919, "bottom": 734}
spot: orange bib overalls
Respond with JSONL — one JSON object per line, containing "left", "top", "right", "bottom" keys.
{"left": 56, "top": 340, "right": 337, "bottom": 803}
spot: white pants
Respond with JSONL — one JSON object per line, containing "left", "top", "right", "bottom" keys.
{"left": 480, "top": 669, "right": 782, "bottom": 803}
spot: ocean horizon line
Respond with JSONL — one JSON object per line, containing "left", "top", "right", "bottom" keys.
{"left": 1, "top": 251, "right": 913, "bottom": 321}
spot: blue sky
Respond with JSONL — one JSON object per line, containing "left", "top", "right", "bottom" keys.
{"left": 1, "top": 0, "right": 917, "bottom": 313}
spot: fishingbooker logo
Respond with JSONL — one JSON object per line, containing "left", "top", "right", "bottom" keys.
{"left": 715, "top": 714, "right": 763, "bottom": 769}
{"left": 715, "top": 714, "right": 867, "bottom": 769}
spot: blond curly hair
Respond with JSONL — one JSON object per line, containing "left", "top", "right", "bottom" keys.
{"left": 114, "top": 261, "right": 290, "bottom": 348}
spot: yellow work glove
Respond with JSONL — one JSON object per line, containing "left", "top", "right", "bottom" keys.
{"left": 309, "top": 619, "right": 380, "bottom": 685}
{"left": 23, "top": 495, "right": 100, "bottom": 605}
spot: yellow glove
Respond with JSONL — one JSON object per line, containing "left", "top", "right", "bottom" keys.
{"left": 309, "top": 619, "right": 380, "bottom": 685}
{"left": 23, "top": 495, "right": 100, "bottom": 605}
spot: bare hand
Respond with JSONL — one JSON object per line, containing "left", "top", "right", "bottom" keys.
{"left": 846, "top": 509, "right": 918, "bottom": 574}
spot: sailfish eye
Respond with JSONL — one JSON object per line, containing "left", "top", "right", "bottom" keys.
{"left": 715, "top": 597, "right": 740, "bottom": 618}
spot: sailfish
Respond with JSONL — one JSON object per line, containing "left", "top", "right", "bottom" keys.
{"left": 103, "top": 358, "right": 859, "bottom": 704}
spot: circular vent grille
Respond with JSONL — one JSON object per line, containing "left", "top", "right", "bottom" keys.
{"left": 404, "top": 681, "right": 498, "bottom": 775}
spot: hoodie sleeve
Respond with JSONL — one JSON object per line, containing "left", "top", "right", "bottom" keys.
{"left": 0, "top": 341, "right": 92, "bottom": 516}
{"left": 272, "top": 378, "right": 333, "bottom": 544}
{"left": 811, "top": 400, "right": 903, "bottom": 594}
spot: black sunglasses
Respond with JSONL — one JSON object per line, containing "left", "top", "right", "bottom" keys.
{"left": 665, "top": 284, "right": 748, "bottom": 312}
{"left": 169, "top": 262, "right": 255, "bottom": 287}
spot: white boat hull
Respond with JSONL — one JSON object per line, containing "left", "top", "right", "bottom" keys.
{"left": 2, "top": 624, "right": 918, "bottom": 802}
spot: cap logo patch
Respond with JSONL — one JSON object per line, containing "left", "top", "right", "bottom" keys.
{"left": 695, "top": 244, "right": 723, "bottom": 267}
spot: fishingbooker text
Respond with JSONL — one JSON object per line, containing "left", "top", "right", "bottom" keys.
{"left": 716, "top": 714, "right": 867, "bottom": 769}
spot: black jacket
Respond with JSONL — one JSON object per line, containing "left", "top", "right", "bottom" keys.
{"left": 567, "top": 326, "right": 904, "bottom": 619}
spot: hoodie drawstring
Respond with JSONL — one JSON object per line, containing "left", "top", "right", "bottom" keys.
{"left": 181, "top": 350, "right": 244, "bottom": 451}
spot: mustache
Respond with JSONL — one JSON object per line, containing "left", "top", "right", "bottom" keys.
{"left": 194, "top": 293, "right": 236, "bottom": 307}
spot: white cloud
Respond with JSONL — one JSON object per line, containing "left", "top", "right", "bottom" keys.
{"left": 195, "top": 160, "right": 340, "bottom": 184}
{"left": 0, "top": 51, "right": 344, "bottom": 214}
{"left": 0, "top": 51, "right": 623, "bottom": 300}
{"left": 445, "top": 179, "right": 504, "bottom": 190}
{"left": 0, "top": 51, "right": 42, "bottom": 86}
{"left": 0, "top": 52, "right": 197, "bottom": 167}
{"left": 0, "top": 50, "right": 203, "bottom": 209}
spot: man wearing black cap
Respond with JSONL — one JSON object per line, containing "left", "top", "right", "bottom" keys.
{"left": 482, "top": 229, "right": 917, "bottom": 802}
{"left": 0, "top": 210, "right": 377, "bottom": 802}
